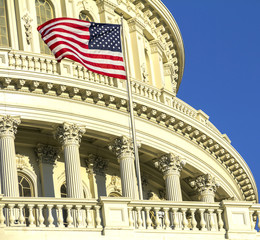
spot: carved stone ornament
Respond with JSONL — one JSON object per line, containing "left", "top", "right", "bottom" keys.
{"left": 141, "top": 63, "right": 149, "bottom": 83}
{"left": 189, "top": 173, "right": 219, "bottom": 194}
{"left": 107, "top": 175, "right": 121, "bottom": 194}
{"left": 35, "top": 144, "right": 60, "bottom": 165}
{"left": 85, "top": 154, "right": 108, "bottom": 176}
{"left": 22, "top": 13, "right": 33, "bottom": 44}
{"left": 108, "top": 136, "right": 134, "bottom": 159}
{"left": 154, "top": 153, "right": 186, "bottom": 176}
{"left": 16, "top": 154, "right": 33, "bottom": 171}
{"left": 55, "top": 122, "right": 86, "bottom": 146}
{"left": 0, "top": 115, "right": 21, "bottom": 138}
{"left": 147, "top": 191, "right": 161, "bottom": 200}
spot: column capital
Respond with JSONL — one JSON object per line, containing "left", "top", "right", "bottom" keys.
{"left": 85, "top": 154, "right": 108, "bottom": 176}
{"left": 108, "top": 136, "right": 134, "bottom": 160}
{"left": 189, "top": 173, "right": 219, "bottom": 195}
{"left": 55, "top": 122, "right": 86, "bottom": 146}
{"left": 35, "top": 144, "right": 60, "bottom": 165}
{"left": 155, "top": 153, "right": 185, "bottom": 177}
{"left": 0, "top": 115, "right": 21, "bottom": 138}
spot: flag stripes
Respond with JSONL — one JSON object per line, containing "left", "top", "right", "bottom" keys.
{"left": 37, "top": 17, "right": 126, "bottom": 80}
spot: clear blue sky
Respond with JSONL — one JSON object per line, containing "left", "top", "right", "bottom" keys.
{"left": 162, "top": 0, "right": 260, "bottom": 194}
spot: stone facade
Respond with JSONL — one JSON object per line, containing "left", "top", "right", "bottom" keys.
{"left": 0, "top": 0, "right": 258, "bottom": 239}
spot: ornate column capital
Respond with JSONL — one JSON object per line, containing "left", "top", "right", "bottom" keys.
{"left": 85, "top": 154, "right": 108, "bottom": 176}
{"left": 189, "top": 174, "right": 219, "bottom": 200}
{"left": 35, "top": 144, "right": 60, "bottom": 165}
{"left": 0, "top": 115, "right": 21, "bottom": 138}
{"left": 55, "top": 122, "right": 86, "bottom": 146}
{"left": 154, "top": 153, "right": 185, "bottom": 177}
{"left": 108, "top": 136, "right": 134, "bottom": 160}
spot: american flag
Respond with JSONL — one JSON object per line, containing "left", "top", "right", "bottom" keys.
{"left": 37, "top": 17, "right": 126, "bottom": 80}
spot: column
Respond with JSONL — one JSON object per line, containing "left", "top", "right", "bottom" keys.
{"left": 35, "top": 144, "right": 59, "bottom": 197}
{"left": 55, "top": 123, "right": 86, "bottom": 198}
{"left": 109, "top": 136, "right": 138, "bottom": 199}
{"left": 154, "top": 153, "right": 185, "bottom": 201}
{"left": 86, "top": 154, "right": 108, "bottom": 198}
{"left": 0, "top": 115, "right": 21, "bottom": 197}
{"left": 189, "top": 173, "right": 219, "bottom": 203}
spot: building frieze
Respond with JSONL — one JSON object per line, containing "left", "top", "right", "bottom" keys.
{"left": 0, "top": 76, "right": 256, "bottom": 202}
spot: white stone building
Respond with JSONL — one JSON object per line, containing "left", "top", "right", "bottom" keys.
{"left": 0, "top": 0, "right": 259, "bottom": 239}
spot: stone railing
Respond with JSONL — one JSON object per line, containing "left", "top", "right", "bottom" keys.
{"left": 1, "top": 49, "right": 222, "bottom": 135}
{"left": 0, "top": 196, "right": 101, "bottom": 229}
{"left": 0, "top": 196, "right": 260, "bottom": 239}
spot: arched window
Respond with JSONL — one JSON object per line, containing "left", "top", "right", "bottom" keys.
{"left": 0, "top": 0, "right": 9, "bottom": 47}
{"left": 60, "top": 183, "right": 87, "bottom": 198}
{"left": 35, "top": 0, "right": 54, "bottom": 54}
{"left": 18, "top": 172, "right": 34, "bottom": 197}
{"left": 79, "top": 10, "right": 93, "bottom": 22}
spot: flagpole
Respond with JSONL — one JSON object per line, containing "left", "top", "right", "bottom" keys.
{"left": 120, "top": 17, "right": 143, "bottom": 200}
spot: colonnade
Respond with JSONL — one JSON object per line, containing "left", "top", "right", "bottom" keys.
{"left": 0, "top": 115, "right": 219, "bottom": 202}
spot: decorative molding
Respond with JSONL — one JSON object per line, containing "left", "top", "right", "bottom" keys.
{"left": 22, "top": 13, "right": 33, "bottom": 45}
{"left": 189, "top": 174, "right": 219, "bottom": 195}
{"left": 108, "top": 136, "right": 134, "bottom": 159}
{"left": 55, "top": 122, "right": 86, "bottom": 146}
{"left": 0, "top": 115, "right": 21, "bottom": 138}
{"left": 35, "top": 144, "right": 60, "bottom": 165}
{"left": 16, "top": 154, "right": 33, "bottom": 171}
{"left": 85, "top": 154, "right": 108, "bottom": 176}
{"left": 106, "top": 175, "right": 122, "bottom": 195}
{"left": 154, "top": 153, "right": 186, "bottom": 177}
{"left": 0, "top": 76, "right": 256, "bottom": 202}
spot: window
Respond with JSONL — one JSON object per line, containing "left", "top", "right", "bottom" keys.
{"left": 18, "top": 173, "right": 34, "bottom": 197}
{"left": 35, "top": 0, "right": 54, "bottom": 54}
{"left": 0, "top": 0, "right": 9, "bottom": 47}
{"left": 79, "top": 10, "right": 93, "bottom": 22}
{"left": 60, "top": 183, "right": 87, "bottom": 198}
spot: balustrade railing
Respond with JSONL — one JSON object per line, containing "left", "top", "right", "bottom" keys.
{"left": 128, "top": 201, "right": 225, "bottom": 232}
{"left": 0, "top": 197, "right": 101, "bottom": 229}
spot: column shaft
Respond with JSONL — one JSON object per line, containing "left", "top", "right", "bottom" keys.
{"left": 119, "top": 156, "right": 137, "bottom": 199}
{"left": 0, "top": 136, "right": 19, "bottom": 196}
{"left": 165, "top": 173, "right": 182, "bottom": 201}
{"left": 64, "top": 144, "right": 83, "bottom": 198}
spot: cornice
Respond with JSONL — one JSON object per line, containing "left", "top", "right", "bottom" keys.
{"left": 0, "top": 76, "right": 257, "bottom": 203}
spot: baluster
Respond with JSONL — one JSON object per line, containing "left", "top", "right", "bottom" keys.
{"left": 86, "top": 206, "right": 93, "bottom": 228}
{"left": 172, "top": 208, "right": 180, "bottom": 230}
{"left": 40, "top": 59, "right": 46, "bottom": 72}
{"left": 128, "top": 207, "right": 134, "bottom": 228}
{"left": 145, "top": 207, "right": 152, "bottom": 229}
{"left": 34, "top": 57, "right": 40, "bottom": 71}
{"left": 0, "top": 204, "right": 6, "bottom": 227}
{"left": 51, "top": 60, "right": 57, "bottom": 74}
{"left": 257, "top": 211, "right": 260, "bottom": 231}
{"left": 182, "top": 208, "right": 189, "bottom": 230}
{"left": 208, "top": 209, "right": 214, "bottom": 231}
{"left": 217, "top": 209, "right": 224, "bottom": 231}
{"left": 94, "top": 205, "right": 102, "bottom": 229}
{"left": 164, "top": 207, "right": 170, "bottom": 230}
{"left": 249, "top": 210, "right": 256, "bottom": 230}
{"left": 37, "top": 204, "right": 45, "bottom": 227}
{"left": 66, "top": 205, "right": 74, "bottom": 228}
{"left": 8, "top": 204, "right": 15, "bottom": 226}
{"left": 56, "top": 205, "right": 64, "bottom": 228}
{"left": 46, "top": 59, "right": 52, "bottom": 73}
{"left": 76, "top": 205, "right": 83, "bottom": 228}
{"left": 136, "top": 207, "right": 143, "bottom": 229}
{"left": 47, "top": 205, "right": 54, "bottom": 227}
{"left": 199, "top": 208, "right": 206, "bottom": 231}
{"left": 15, "top": 55, "right": 21, "bottom": 69}
{"left": 21, "top": 56, "right": 27, "bottom": 69}
{"left": 190, "top": 208, "right": 198, "bottom": 231}
{"left": 18, "top": 204, "right": 25, "bottom": 225}
{"left": 28, "top": 204, "right": 36, "bottom": 227}
{"left": 78, "top": 66, "right": 83, "bottom": 79}
{"left": 27, "top": 56, "right": 33, "bottom": 70}
{"left": 8, "top": 53, "right": 15, "bottom": 68}
{"left": 154, "top": 207, "right": 161, "bottom": 230}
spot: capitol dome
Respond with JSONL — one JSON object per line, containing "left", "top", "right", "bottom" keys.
{"left": 0, "top": 0, "right": 259, "bottom": 239}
